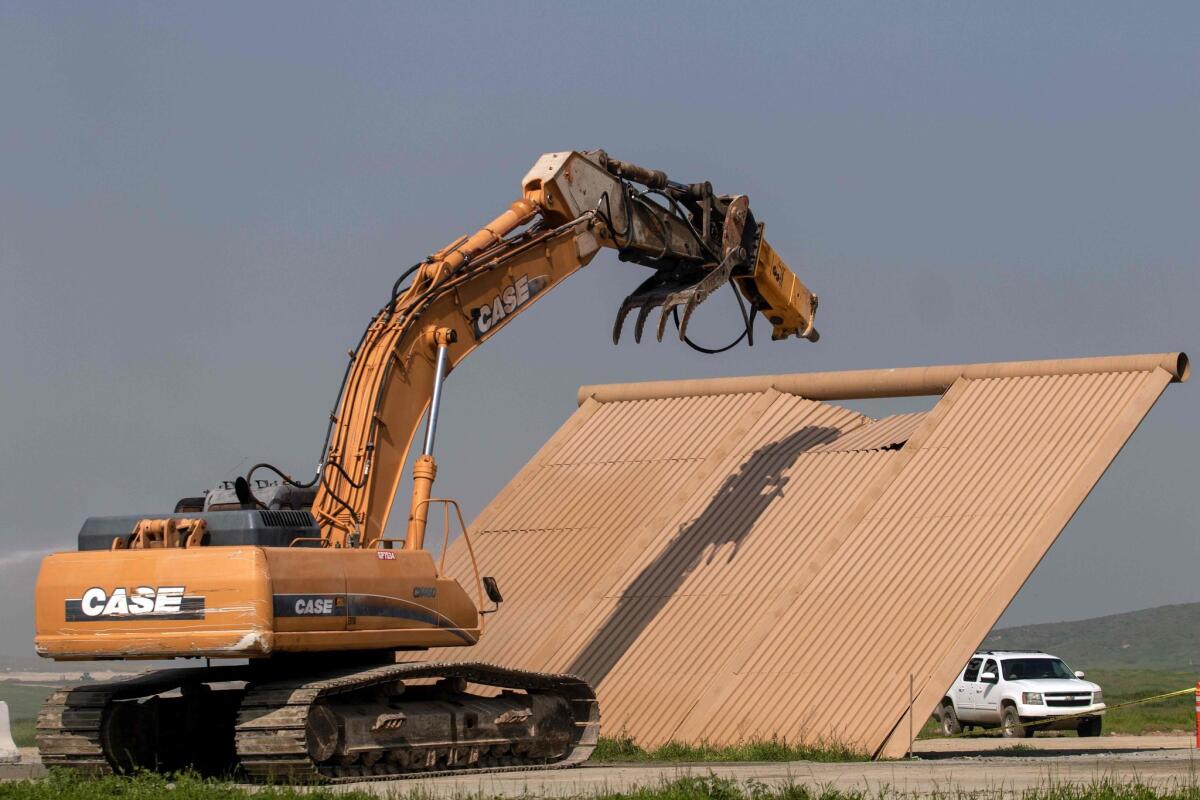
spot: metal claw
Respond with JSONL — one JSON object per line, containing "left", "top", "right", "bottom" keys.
{"left": 653, "top": 287, "right": 701, "bottom": 342}
{"left": 655, "top": 301, "right": 674, "bottom": 343}
{"left": 657, "top": 248, "right": 743, "bottom": 341}
{"left": 612, "top": 300, "right": 637, "bottom": 345}
{"left": 635, "top": 297, "right": 666, "bottom": 343}
{"left": 614, "top": 209, "right": 749, "bottom": 345}
{"left": 613, "top": 273, "right": 667, "bottom": 344}
{"left": 613, "top": 271, "right": 682, "bottom": 344}
{"left": 677, "top": 291, "right": 705, "bottom": 341}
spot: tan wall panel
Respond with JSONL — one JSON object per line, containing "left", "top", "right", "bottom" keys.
{"left": 695, "top": 370, "right": 1173, "bottom": 755}
{"left": 413, "top": 355, "right": 1184, "bottom": 758}
{"left": 418, "top": 391, "right": 799, "bottom": 668}
{"left": 876, "top": 367, "right": 1176, "bottom": 756}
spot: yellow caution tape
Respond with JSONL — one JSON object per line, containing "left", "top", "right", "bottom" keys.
{"left": 918, "top": 686, "right": 1196, "bottom": 740}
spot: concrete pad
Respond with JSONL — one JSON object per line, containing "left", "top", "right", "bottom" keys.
{"left": 0, "top": 748, "right": 44, "bottom": 782}
{"left": 0, "top": 762, "right": 44, "bottom": 782}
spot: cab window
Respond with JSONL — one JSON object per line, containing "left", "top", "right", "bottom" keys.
{"left": 982, "top": 659, "right": 999, "bottom": 683}
{"left": 963, "top": 657, "right": 983, "bottom": 682}
{"left": 1000, "top": 658, "right": 1073, "bottom": 680}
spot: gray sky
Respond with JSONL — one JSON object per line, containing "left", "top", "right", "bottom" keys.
{"left": 1, "top": 2, "right": 1196, "bottom": 656}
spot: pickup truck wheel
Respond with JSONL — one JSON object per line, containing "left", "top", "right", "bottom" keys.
{"left": 939, "top": 703, "right": 961, "bottom": 736}
{"left": 1001, "top": 705, "right": 1028, "bottom": 738}
{"left": 1077, "top": 717, "right": 1102, "bottom": 737}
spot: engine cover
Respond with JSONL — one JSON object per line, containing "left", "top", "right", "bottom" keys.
{"left": 77, "top": 510, "right": 320, "bottom": 551}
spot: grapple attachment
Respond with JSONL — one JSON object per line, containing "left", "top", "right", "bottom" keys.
{"left": 523, "top": 150, "right": 818, "bottom": 348}
{"left": 612, "top": 195, "right": 819, "bottom": 345}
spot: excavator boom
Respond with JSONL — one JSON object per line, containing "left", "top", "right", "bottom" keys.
{"left": 312, "top": 150, "right": 818, "bottom": 546}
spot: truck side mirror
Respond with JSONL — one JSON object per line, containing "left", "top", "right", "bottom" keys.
{"left": 980, "top": 671, "right": 997, "bottom": 683}
{"left": 1074, "top": 670, "right": 1085, "bottom": 678}
{"left": 482, "top": 576, "right": 503, "bottom": 605}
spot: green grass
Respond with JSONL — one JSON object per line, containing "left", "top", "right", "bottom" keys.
{"left": 593, "top": 735, "right": 869, "bottom": 763}
{"left": 1089, "top": 670, "right": 1196, "bottom": 734}
{"left": 5, "top": 773, "right": 1200, "bottom": 800}
{"left": 8, "top": 720, "right": 35, "bottom": 749}
{"left": 0, "top": 683, "right": 54, "bottom": 722}
{"left": 0, "top": 682, "right": 55, "bottom": 748}
{"left": 0, "top": 771, "right": 372, "bottom": 800}
{"left": 920, "top": 668, "right": 1198, "bottom": 738}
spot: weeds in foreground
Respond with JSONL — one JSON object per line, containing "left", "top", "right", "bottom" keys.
{"left": 593, "top": 734, "right": 870, "bottom": 763}
{"left": 0, "top": 770, "right": 363, "bottom": 800}
{"left": 5, "top": 772, "right": 1200, "bottom": 800}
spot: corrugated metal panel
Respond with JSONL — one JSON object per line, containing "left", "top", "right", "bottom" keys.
{"left": 874, "top": 367, "right": 1176, "bottom": 756}
{"left": 811, "top": 411, "right": 927, "bottom": 452}
{"left": 415, "top": 356, "right": 1182, "bottom": 758}
{"left": 675, "top": 369, "right": 1176, "bottom": 755}
{"left": 423, "top": 391, "right": 841, "bottom": 671}
{"left": 543, "top": 396, "right": 879, "bottom": 744}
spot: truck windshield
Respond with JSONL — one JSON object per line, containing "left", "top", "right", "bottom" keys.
{"left": 1001, "top": 658, "right": 1075, "bottom": 680}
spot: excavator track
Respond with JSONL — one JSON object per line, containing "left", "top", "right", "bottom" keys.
{"left": 235, "top": 662, "right": 599, "bottom": 783}
{"left": 39, "top": 662, "right": 598, "bottom": 784}
{"left": 37, "top": 665, "right": 229, "bottom": 775}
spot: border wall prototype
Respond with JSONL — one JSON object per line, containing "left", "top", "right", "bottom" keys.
{"left": 412, "top": 352, "right": 1189, "bottom": 758}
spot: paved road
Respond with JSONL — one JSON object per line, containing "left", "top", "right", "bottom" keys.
{"left": 331, "top": 737, "right": 1200, "bottom": 797}
{"left": 4, "top": 736, "right": 1198, "bottom": 795}
{"left": 912, "top": 733, "right": 1192, "bottom": 755}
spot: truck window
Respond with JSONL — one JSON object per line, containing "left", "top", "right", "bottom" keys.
{"left": 963, "top": 657, "right": 983, "bottom": 682}
{"left": 982, "top": 659, "right": 999, "bottom": 683}
{"left": 1000, "top": 658, "right": 1074, "bottom": 680}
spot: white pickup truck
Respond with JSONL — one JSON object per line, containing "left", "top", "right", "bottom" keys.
{"left": 935, "top": 651, "right": 1105, "bottom": 737}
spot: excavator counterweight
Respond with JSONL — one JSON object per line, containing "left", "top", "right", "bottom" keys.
{"left": 32, "top": 151, "right": 819, "bottom": 781}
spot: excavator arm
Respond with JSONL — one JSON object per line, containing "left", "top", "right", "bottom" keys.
{"left": 296, "top": 150, "right": 819, "bottom": 546}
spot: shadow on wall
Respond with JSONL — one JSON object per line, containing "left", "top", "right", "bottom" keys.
{"left": 567, "top": 425, "right": 842, "bottom": 686}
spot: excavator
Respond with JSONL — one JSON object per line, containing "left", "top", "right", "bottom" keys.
{"left": 32, "top": 150, "right": 819, "bottom": 781}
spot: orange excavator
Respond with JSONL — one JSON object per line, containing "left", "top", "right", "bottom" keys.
{"left": 33, "top": 150, "right": 819, "bottom": 781}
